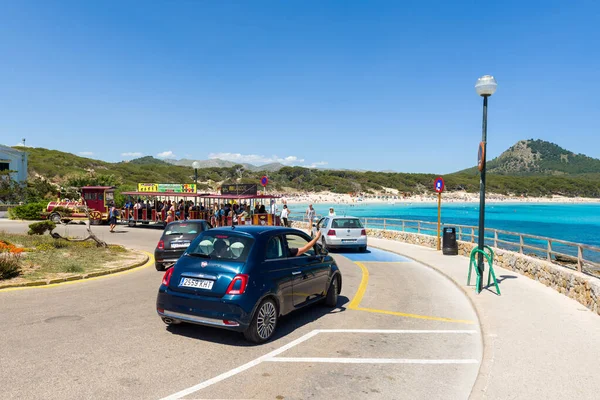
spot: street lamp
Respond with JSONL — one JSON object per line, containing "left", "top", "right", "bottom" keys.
{"left": 475, "top": 75, "right": 497, "bottom": 293}
{"left": 192, "top": 161, "right": 200, "bottom": 207}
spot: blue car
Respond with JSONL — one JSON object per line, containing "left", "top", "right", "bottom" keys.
{"left": 156, "top": 226, "right": 342, "bottom": 343}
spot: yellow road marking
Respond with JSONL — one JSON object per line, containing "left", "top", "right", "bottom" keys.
{"left": 0, "top": 251, "right": 155, "bottom": 292}
{"left": 354, "top": 307, "right": 475, "bottom": 324}
{"left": 348, "top": 262, "right": 369, "bottom": 309}
{"left": 348, "top": 261, "right": 475, "bottom": 325}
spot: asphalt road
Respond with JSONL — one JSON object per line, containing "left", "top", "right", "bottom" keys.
{"left": 0, "top": 220, "right": 481, "bottom": 400}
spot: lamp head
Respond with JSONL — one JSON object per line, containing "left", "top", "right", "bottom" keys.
{"left": 475, "top": 75, "right": 498, "bottom": 97}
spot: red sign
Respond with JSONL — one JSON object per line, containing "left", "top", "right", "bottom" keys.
{"left": 260, "top": 176, "right": 268, "bottom": 187}
{"left": 477, "top": 142, "right": 486, "bottom": 172}
{"left": 434, "top": 177, "right": 445, "bottom": 193}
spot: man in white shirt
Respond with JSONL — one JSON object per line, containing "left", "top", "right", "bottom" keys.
{"left": 270, "top": 199, "right": 278, "bottom": 215}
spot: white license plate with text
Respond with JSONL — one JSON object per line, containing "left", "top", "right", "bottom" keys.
{"left": 171, "top": 241, "right": 190, "bottom": 249}
{"left": 179, "top": 277, "right": 214, "bottom": 290}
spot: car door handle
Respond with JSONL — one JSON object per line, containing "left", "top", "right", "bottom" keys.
{"left": 292, "top": 271, "right": 301, "bottom": 276}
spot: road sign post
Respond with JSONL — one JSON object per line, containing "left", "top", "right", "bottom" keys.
{"left": 260, "top": 176, "right": 268, "bottom": 195}
{"left": 434, "top": 177, "right": 445, "bottom": 251}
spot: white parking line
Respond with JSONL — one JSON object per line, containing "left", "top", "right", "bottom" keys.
{"left": 160, "top": 329, "right": 479, "bottom": 400}
{"left": 267, "top": 357, "right": 479, "bottom": 364}
{"left": 316, "top": 329, "right": 478, "bottom": 334}
{"left": 159, "top": 330, "right": 320, "bottom": 400}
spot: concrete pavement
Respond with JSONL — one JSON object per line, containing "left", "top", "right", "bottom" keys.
{"left": 369, "top": 237, "right": 600, "bottom": 400}
{"left": 1, "top": 221, "right": 480, "bottom": 399}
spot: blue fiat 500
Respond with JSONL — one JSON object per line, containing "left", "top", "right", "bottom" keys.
{"left": 156, "top": 226, "right": 342, "bottom": 343}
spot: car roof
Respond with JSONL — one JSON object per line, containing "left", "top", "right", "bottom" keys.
{"left": 329, "top": 216, "right": 359, "bottom": 219}
{"left": 166, "top": 219, "right": 208, "bottom": 225}
{"left": 208, "top": 225, "right": 303, "bottom": 238}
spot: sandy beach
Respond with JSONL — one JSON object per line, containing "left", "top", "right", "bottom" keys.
{"left": 276, "top": 191, "right": 600, "bottom": 205}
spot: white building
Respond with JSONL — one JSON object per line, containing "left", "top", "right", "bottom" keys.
{"left": 0, "top": 144, "right": 28, "bottom": 183}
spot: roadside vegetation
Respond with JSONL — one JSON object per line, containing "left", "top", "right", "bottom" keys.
{"left": 0, "top": 231, "right": 138, "bottom": 283}
{"left": 2, "top": 143, "right": 600, "bottom": 210}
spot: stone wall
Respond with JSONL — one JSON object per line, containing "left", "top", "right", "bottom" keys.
{"left": 292, "top": 220, "right": 600, "bottom": 316}
{"left": 367, "top": 228, "right": 600, "bottom": 316}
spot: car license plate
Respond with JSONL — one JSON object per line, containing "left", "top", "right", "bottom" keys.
{"left": 171, "top": 241, "right": 190, "bottom": 249}
{"left": 342, "top": 239, "right": 357, "bottom": 243}
{"left": 179, "top": 277, "right": 214, "bottom": 290}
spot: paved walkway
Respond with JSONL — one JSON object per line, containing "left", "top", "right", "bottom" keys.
{"left": 369, "top": 237, "right": 600, "bottom": 400}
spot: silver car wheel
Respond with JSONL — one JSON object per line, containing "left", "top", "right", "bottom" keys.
{"left": 256, "top": 301, "right": 277, "bottom": 340}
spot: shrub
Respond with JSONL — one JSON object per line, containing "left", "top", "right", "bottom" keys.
{"left": 8, "top": 202, "right": 47, "bottom": 220}
{"left": 0, "top": 252, "right": 21, "bottom": 279}
{"left": 28, "top": 221, "right": 57, "bottom": 236}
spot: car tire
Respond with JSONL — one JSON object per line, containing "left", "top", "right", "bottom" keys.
{"left": 155, "top": 262, "right": 165, "bottom": 271}
{"left": 359, "top": 246, "right": 367, "bottom": 253}
{"left": 50, "top": 213, "right": 62, "bottom": 224}
{"left": 324, "top": 275, "right": 339, "bottom": 307}
{"left": 128, "top": 220, "right": 136, "bottom": 227}
{"left": 244, "top": 298, "right": 278, "bottom": 344}
{"left": 321, "top": 237, "right": 328, "bottom": 251}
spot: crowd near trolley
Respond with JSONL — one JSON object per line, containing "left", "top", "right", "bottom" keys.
{"left": 121, "top": 183, "right": 284, "bottom": 228}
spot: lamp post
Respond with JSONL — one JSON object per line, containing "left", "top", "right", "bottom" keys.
{"left": 474, "top": 75, "right": 498, "bottom": 293}
{"left": 192, "top": 161, "right": 200, "bottom": 207}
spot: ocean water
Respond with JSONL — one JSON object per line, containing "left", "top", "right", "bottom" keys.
{"left": 287, "top": 202, "right": 600, "bottom": 248}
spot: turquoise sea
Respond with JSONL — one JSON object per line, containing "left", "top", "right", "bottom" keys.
{"left": 287, "top": 202, "right": 600, "bottom": 248}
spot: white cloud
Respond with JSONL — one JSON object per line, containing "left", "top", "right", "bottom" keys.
{"left": 121, "top": 152, "right": 143, "bottom": 158}
{"left": 208, "top": 152, "right": 305, "bottom": 165}
{"left": 307, "top": 161, "right": 328, "bottom": 169}
{"left": 79, "top": 151, "right": 94, "bottom": 156}
{"left": 157, "top": 151, "right": 176, "bottom": 159}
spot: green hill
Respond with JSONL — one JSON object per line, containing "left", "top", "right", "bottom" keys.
{"left": 459, "top": 139, "right": 600, "bottom": 176}
{"left": 7, "top": 144, "right": 600, "bottom": 203}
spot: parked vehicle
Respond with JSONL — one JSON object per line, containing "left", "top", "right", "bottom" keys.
{"left": 156, "top": 226, "right": 342, "bottom": 343}
{"left": 311, "top": 216, "right": 367, "bottom": 252}
{"left": 43, "top": 186, "right": 116, "bottom": 225}
{"left": 154, "top": 220, "right": 211, "bottom": 271}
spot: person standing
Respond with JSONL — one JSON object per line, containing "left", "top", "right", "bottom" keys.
{"left": 281, "top": 205, "right": 290, "bottom": 227}
{"left": 328, "top": 207, "right": 336, "bottom": 216}
{"left": 306, "top": 204, "right": 316, "bottom": 223}
{"left": 109, "top": 203, "right": 118, "bottom": 233}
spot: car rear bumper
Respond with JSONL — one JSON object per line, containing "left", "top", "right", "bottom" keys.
{"left": 154, "top": 249, "right": 185, "bottom": 264}
{"left": 325, "top": 237, "right": 367, "bottom": 248}
{"left": 156, "top": 287, "right": 252, "bottom": 332}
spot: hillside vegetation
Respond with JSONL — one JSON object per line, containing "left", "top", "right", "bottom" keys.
{"left": 5, "top": 141, "right": 600, "bottom": 204}
{"left": 461, "top": 139, "right": 600, "bottom": 176}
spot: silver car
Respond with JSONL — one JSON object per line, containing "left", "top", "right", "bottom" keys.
{"left": 311, "top": 216, "right": 368, "bottom": 252}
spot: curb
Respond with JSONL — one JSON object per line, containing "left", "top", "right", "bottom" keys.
{"left": 0, "top": 249, "right": 151, "bottom": 290}
{"left": 368, "top": 243, "right": 491, "bottom": 400}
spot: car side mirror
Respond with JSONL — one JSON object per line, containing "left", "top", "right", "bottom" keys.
{"left": 316, "top": 243, "right": 328, "bottom": 256}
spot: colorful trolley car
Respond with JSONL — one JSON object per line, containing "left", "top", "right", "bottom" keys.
{"left": 44, "top": 186, "right": 116, "bottom": 224}
{"left": 121, "top": 183, "right": 282, "bottom": 227}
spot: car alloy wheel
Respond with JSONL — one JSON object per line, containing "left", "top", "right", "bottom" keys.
{"left": 256, "top": 301, "right": 277, "bottom": 340}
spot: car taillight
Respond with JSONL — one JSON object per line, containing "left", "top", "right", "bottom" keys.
{"left": 361, "top": 229, "right": 366, "bottom": 235}
{"left": 225, "top": 274, "right": 249, "bottom": 295}
{"left": 162, "top": 268, "right": 173, "bottom": 286}
{"left": 327, "top": 230, "right": 336, "bottom": 236}
{"left": 157, "top": 240, "right": 164, "bottom": 250}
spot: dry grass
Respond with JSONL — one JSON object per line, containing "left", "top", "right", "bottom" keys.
{"left": 0, "top": 232, "right": 142, "bottom": 283}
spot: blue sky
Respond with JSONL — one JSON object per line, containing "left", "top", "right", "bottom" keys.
{"left": 1, "top": 1, "right": 598, "bottom": 173}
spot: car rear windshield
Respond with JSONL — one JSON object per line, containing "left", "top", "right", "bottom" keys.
{"left": 331, "top": 218, "right": 363, "bottom": 229}
{"left": 187, "top": 233, "right": 254, "bottom": 262}
{"left": 164, "top": 222, "right": 206, "bottom": 236}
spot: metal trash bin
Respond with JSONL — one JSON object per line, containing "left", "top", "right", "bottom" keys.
{"left": 442, "top": 227, "right": 458, "bottom": 255}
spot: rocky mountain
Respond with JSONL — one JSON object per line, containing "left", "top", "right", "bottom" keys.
{"left": 459, "top": 139, "right": 600, "bottom": 176}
